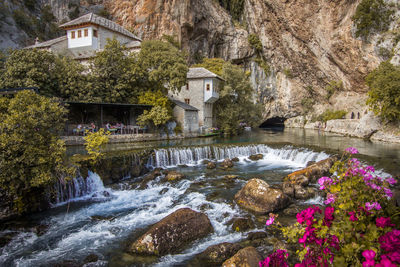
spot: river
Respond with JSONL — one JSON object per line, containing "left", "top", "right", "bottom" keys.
{"left": 1, "top": 128, "right": 399, "bottom": 266}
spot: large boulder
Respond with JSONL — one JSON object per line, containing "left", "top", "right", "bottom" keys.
{"left": 248, "top": 154, "right": 264, "bottom": 161}
{"left": 192, "top": 242, "right": 242, "bottom": 266}
{"left": 207, "top": 162, "right": 217, "bottom": 169}
{"left": 282, "top": 157, "right": 337, "bottom": 198}
{"left": 221, "top": 158, "right": 234, "bottom": 169}
{"left": 222, "top": 246, "right": 263, "bottom": 267}
{"left": 130, "top": 208, "right": 213, "bottom": 256}
{"left": 235, "top": 179, "right": 289, "bottom": 214}
{"left": 165, "top": 171, "right": 186, "bottom": 181}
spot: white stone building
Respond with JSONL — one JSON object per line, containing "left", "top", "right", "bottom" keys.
{"left": 169, "top": 67, "right": 223, "bottom": 132}
{"left": 26, "top": 13, "right": 141, "bottom": 63}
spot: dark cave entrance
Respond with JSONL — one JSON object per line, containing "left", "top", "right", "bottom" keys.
{"left": 259, "top": 117, "right": 287, "bottom": 129}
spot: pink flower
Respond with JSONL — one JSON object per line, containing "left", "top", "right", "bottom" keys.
{"left": 376, "top": 258, "right": 397, "bottom": 267}
{"left": 348, "top": 211, "right": 358, "bottom": 222}
{"left": 365, "top": 202, "right": 381, "bottom": 211}
{"left": 266, "top": 215, "right": 275, "bottom": 226}
{"left": 318, "top": 176, "right": 332, "bottom": 190}
{"left": 365, "top": 165, "right": 375, "bottom": 172}
{"left": 362, "top": 250, "right": 376, "bottom": 267}
{"left": 376, "top": 217, "right": 394, "bottom": 228}
{"left": 384, "top": 188, "right": 393, "bottom": 198}
{"left": 345, "top": 147, "right": 359, "bottom": 154}
{"left": 386, "top": 177, "right": 397, "bottom": 185}
{"left": 324, "top": 194, "right": 336, "bottom": 205}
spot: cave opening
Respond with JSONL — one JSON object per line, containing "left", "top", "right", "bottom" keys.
{"left": 259, "top": 117, "right": 287, "bottom": 129}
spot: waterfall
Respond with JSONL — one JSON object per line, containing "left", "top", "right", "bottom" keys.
{"left": 53, "top": 171, "right": 108, "bottom": 205}
{"left": 151, "top": 144, "right": 329, "bottom": 168}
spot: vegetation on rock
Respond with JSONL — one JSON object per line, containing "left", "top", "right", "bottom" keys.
{"left": 218, "top": 0, "right": 245, "bottom": 22}
{"left": 352, "top": 0, "right": 394, "bottom": 39}
{"left": 248, "top": 34, "right": 263, "bottom": 53}
{"left": 314, "top": 110, "right": 347, "bottom": 123}
{"left": 366, "top": 61, "right": 400, "bottom": 122}
{"left": 0, "top": 91, "right": 70, "bottom": 213}
{"left": 324, "top": 80, "right": 343, "bottom": 100}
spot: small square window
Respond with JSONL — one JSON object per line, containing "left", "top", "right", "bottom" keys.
{"left": 93, "top": 29, "right": 98, "bottom": 37}
{"left": 206, "top": 84, "right": 210, "bottom": 91}
{"left": 78, "top": 30, "right": 82, "bottom": 38}
{"left": 185, "top": 99, "right": 190, "bottom": 105}
{"left": 71, "top": 31, "right": 75, "bottom": 39}
{"left": 84, "top": 29, "right": 88, "bottom": 37}
{"left": 186, "top": 83, "right": 189, "bottom": 90}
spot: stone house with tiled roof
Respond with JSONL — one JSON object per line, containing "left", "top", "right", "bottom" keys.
{"left": 169, "top": 67, "right": 223, "bottom": 130}
{"left": 26, "top": 13, "right": 141, "bottom": 63}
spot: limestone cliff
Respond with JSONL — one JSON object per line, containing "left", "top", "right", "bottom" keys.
{"left": 1, "top": 0, "right": 399, "bottom": 140}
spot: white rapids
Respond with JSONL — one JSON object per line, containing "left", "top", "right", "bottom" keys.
{"left": 0, "top": 144, "right": 330, "bottom": 267}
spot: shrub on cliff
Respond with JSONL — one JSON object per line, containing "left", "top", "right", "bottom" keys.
{"left": 366, "top": 61, "right": 400, "bottom": 122}
{"left": 352, "top": 0, "right": 394, "bottom": 39}
{"left": 0, "top": 91, "right": 70, "bottom": 213}
{"left": 262, "top": 148, "right": 400, "bottom": 266}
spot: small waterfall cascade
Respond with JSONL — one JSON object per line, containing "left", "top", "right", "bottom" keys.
{"left": 53, "top": 171, "right": 107, "bottom": 204}
{"left": 150, "top": 144, "right": 329, "bottom": 168}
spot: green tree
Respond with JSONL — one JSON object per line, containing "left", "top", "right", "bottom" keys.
{"left": 352, "top": 0, "right": 394, "bottom": 39}
{"left": 89, "top": 38, "right": 151, "bottom": 103}
{"left": 137, "top": 90, "right": 173, "bottom": 130}
{"left": 138, "top": 90, "right": 172, "bottom": 112}
{"left": 0, "top": 48, "right": 58, "bottom": 96}
{"left": 89, "top": 38, "right": 139, "bottom": 103}
{"left": 366, "top": 61, "right": 400, "bottom": 122}
{"left": 217, "top": 62, "right": 263, "bottom": 135}
{"left": 137, "top": 105, "right": 172, "bottom": 130}
{"left": 193, "top": 58, "right": 225, "bottom": 76}
{"left": 83, "top": 128, "right": 110, "bottom": 164}
{"left": 0, "top": 49, "right": 90, "bottom": 100}
{"left": 0, "top": 90, "right": 69, "bottom": 213}
{"left": 54, "top": 55, "right": 95, "bottom": 102}
{"left": 137, "top": 40, "right": 188, "bottom": 94}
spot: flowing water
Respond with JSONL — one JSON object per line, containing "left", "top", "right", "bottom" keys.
{"left": 1, "top": 129, "right": 399, "bottom": 267}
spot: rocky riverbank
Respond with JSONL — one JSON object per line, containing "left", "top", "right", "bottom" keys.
{"left": 285, "top": 113, "right": 400, "bottom": 144}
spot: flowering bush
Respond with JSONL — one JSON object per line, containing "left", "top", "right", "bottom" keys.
{"left": 261, "top": 147, "right": 400, "bottom": 266}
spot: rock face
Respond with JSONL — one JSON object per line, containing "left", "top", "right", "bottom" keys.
{"left": 282, "top": 157, "right": 337, "bottom": 198}
{"left": 235, "top": 178, "right": 289, "bottom": 214}
{"left": 193, "top": 242, "right": 242, "bottom": 266}
{"left": 130, "top": 208, "right": 213, "bottom": 256}
{"left": 222, "top": 246, "right": 263, "bottom": 267}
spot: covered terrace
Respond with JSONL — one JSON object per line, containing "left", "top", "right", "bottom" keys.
{"left": 64, "top": 101, "right": 152, "bottom": 135}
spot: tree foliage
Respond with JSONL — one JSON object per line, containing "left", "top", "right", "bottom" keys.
{"left": 193, "top": 58, "right": 225, "bottom": 76}
{"left": 366, "top": 61, "right": 400, "bottom": 122}
{"left": 89, "top": 38, "right": 141, "bottom": 103}
{"left": 218, "top": 62, "right": 263, "bottom": 135}
{"left": 137, "top": 105, "right": 172, "bottom": 128}
{"left": 352, "top": 0, "right": 394, "bottom": 39}
{"left": 0, "top": 91, "right": 69, "bottom": 213}
{"left": 83, "top": 128, "right": 110, "bottom": 164}
{"left": 0, "top": 49, "right": 91, "bottom": 101}
{"left": 218, "top": 0, "right": 245, "bottom": 21}
{"left": 137, "top": 40, "right": 188, "bottom": 95}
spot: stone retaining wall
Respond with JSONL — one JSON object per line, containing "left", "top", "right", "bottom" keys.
{"left": 62, "top": 133, "right": 199, "bottom": 146}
